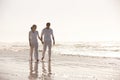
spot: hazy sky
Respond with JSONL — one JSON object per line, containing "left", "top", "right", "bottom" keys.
{"left": 0, "top": 0, "right": 120, "bottom": 42}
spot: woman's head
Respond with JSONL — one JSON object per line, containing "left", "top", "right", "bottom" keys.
{"left": 31, "top": 24, "right": 37, "bottom": 32}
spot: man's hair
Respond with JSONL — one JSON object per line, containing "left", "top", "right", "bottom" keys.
{"left": 46, "top": 22, "right": 50, "bottom": 27}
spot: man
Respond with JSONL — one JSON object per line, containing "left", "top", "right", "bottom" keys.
{"left": 41, "top": 22, "right": 55, "bottom": 61}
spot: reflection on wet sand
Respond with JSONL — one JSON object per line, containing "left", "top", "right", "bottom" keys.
{"left": 28, "top": 61, "right": 52, "bottom": 80}
{"left": 40, "top": 61, "right": 52, "bottom": 80}
{"left": 28, "top": 61, "right": 39, "bottom": 80}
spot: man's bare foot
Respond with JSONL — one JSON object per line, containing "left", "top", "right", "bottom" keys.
{"left": 35, "top": 59, "right": 39, "bottom": 62}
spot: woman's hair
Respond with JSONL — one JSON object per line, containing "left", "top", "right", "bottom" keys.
{"left": 31, "top": 27, "right": 33, "bottom": 30}
{"left": 31, "top": 24, "right": 37, "bottom": 30}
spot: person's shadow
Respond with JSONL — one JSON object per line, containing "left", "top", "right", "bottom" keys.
{"left": 28, "top": 61, "right": 39, "bottom": 80}
{"left": 39, "top": 61, "right": 52, "bottom": 80}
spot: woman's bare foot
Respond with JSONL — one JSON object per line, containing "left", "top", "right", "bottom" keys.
{"left": 29, "top": 58, "right": 33, "bottom": 61}
{"left": 48, "top": 72, "right": 52, "bottom": 76}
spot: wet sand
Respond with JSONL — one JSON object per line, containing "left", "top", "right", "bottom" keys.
{"left": 0, "top": 49, "right": 120, "bottom": 80}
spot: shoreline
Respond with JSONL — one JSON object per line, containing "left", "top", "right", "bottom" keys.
{"left": 0, "top": 49, "right": 120, "bottom": 80}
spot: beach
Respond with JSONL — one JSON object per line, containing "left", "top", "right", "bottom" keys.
{"left": 0, "top": 44, "right": 120, "bottom": 80}
{"left": 1, "top": 0, "right": 120, "bottom": 79}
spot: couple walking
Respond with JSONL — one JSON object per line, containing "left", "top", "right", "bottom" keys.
{"left": 29, "top": 22, "right": 55, "bottom": 62}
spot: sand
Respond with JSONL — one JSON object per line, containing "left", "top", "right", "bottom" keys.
{"left": 0, "top": 49, "right": 120, "bottom": 80}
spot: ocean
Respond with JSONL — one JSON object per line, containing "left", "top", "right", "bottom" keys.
{"left": 0, "top": 41, "right": 120, "bottom": 58}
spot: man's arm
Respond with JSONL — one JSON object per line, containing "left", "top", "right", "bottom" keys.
{"left": 51, "top": 30, "right": 55, "bottom": 45}
{"left": 52, "top": 36, "right": 55, "bottom": 45}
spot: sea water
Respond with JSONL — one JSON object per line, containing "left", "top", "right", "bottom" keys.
{"left": 0, "top": 41, "right": 120, "bottom": 58}
{"left": 53, "top": 41, "right": 120, "bottom": 58}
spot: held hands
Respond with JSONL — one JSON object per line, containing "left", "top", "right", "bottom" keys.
{"left": 40, "top": 40, "right": 44, "bottom": 44}
{"left": 39, "top": 38, "right": 44, "bottom": 44}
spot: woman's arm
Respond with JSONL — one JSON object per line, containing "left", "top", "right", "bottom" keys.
{"left": 37, "top": 31, "right": 43, "bottom": 44}
{"left": 40, "top": 30, "right": 44, "bottom": 44}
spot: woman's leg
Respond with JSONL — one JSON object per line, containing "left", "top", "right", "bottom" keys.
{"left": 30, "top": 47, "right": 33, "bottom": 61}
{"left": 34, "top": 43, "right": 38, "bottom": 61}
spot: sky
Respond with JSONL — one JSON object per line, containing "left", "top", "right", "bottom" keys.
{"left": 0, "top": 0, "right": 120, "bottom": 42}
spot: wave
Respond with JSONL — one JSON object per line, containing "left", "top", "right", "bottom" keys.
{"left": 0, "top": 41, "right": 120, "bottom": 58}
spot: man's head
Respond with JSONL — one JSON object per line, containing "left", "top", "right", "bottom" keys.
{"left": 46, "top": 22, "right": 51, "bottom": 29}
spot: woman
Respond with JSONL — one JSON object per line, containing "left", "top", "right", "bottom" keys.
{"left": 29, "top": 24, "right": 41, "bottom": 62}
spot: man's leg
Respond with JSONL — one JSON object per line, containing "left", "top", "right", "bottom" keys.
{"left": 34, "top": 43, "right": 39, "bottom": 61}
{"left": 48, "top": 60, "right": 51, "bottom": 74}
{"left": 48, "top": 42, "right": 52, "bottom": 61}
{"left": 42, "top": 42, "right": 47, "bottom": 60}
